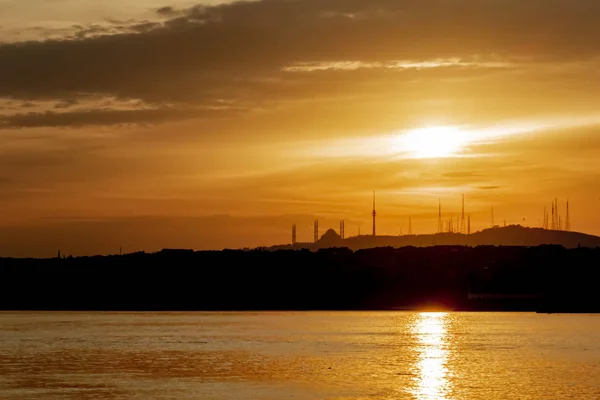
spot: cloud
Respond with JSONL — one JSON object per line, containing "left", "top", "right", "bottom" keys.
{"left": 477, "top": 186, "right": 501, "bottom": 190}
{"left": 54, "top": 99, "right": 79, "bottom": 109}
{"left": 443, "top": 171, "right": 482, "bottom": 179}
{"left": 156, "top": 6, "right": 178, "bottom": 17}
{"left": 1, "top": 0, "right": 600, "bottom": 127}
{"left": 0, "top": 106, "right": 241, "bottom": 129}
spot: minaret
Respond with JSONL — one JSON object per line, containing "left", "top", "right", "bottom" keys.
{"left": 372, "top": 190, "right": 376, "bottom": 236}
{"left": 292, "top": 224, "right": 297, "bottom": 245}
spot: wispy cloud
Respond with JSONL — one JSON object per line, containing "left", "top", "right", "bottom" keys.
{"left": 283, "top": 58, "right": 513, "bottom": 72}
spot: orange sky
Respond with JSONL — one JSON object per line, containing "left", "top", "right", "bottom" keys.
{"left": 1, "top": 0, "right": 600, "bottom": 256}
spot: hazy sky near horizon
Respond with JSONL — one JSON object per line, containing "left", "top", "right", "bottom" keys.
{"left": 2, "top": 0, "right": 600, "bottom": 256}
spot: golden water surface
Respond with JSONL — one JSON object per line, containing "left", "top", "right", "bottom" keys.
{"left": 0, "top": 312, "right": 599, "bottom": 399}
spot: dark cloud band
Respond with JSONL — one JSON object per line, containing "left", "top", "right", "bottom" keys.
{"left": 1, "top": 0, "right": 599, "bottom": 127}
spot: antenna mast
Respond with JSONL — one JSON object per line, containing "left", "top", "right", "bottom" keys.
{"left": 552, "top": 199, "right": 557, "bottom": 230}
{"left": 461, "top": 194, "right": 465, "bottom": 234}
{"left": 372, "top": 190, "right": 377, "bottom": 236}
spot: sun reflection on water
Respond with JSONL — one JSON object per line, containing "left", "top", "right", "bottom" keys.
{"left": 411, "top": 312, "right": 452, "bottom": 399}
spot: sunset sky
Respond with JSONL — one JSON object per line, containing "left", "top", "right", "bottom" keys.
{"left": 2, "top": 0, "right": 600, "bottom": 256}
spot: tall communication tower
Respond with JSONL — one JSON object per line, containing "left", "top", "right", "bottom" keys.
{"left": 292, "top": 224, "right": 297, "bottom": 245}
{"left": 461, "top": 194, "right": 466, "bottom": 234}
{"left": 372, "top": 190, "right": 377, "bottom": 236}
{"left": 340, "top": 220, "right": 345, "bottom": 239}
{"left": 408, "top": 216, "right": 412, "bottom": 235}
{"left": 559, "top": 216, "right": 562, "bottom": 231}
{"left": 553, "top": 198, "right": 562, "bottom": 230}
{"left": 313, "top": 219, "right": 319, "bottom": 243}
{"left": 565, "top": 201, "right": 571, "bottom": 232}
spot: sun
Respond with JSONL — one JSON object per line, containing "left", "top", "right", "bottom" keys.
{"left": 398, "top": 126, "right": 469, "bottom": 159}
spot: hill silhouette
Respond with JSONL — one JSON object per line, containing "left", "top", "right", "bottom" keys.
{"left": 272, "top": 225, "right": 600, "bottom": 251}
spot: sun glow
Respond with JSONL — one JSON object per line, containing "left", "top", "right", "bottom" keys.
{"left": 399, "top": 126, "right": 470, "bottom": 159}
